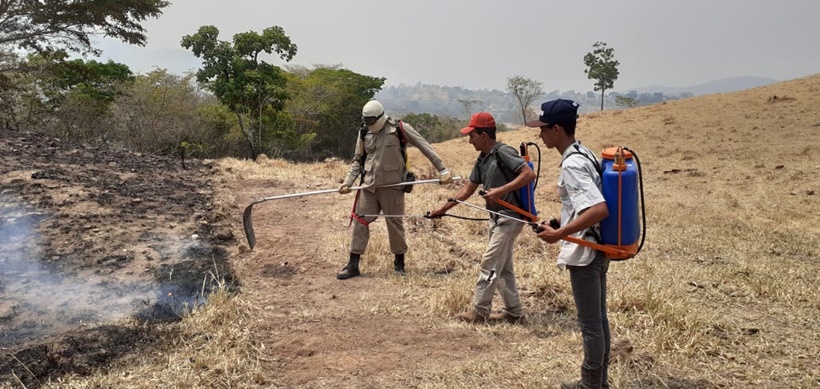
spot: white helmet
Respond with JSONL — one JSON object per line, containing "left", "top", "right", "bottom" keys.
{"left": 362, "top": 100, "right": 387, "bottom": 131}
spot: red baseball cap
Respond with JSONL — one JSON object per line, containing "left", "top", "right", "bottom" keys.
{"left": 459, "top": 112, "right": 496, "bottom": 135}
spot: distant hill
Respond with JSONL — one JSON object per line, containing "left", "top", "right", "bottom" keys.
{"left": 375, "top": 84, "right": 604, "bottom": 124}
{"left": 376, "top": 76, "right": 784, "bottom": 123}
{"left": 624, "top": 76, "right": 779, "bottom": 96}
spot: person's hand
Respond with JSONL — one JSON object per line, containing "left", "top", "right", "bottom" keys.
{"left": 535, "top": 223, "right": 562, "bottom": 244}
{"left": 426, "top": 209, "right": 445, "bottom": 219}
{"left": 339, "top": 184, "right": 351, "bottom": 194}
{"left": 481, "top": 187, "right": 504, "bottom": 202}
{"left": 438, "top": 168, "right": 453, "bottom": 184}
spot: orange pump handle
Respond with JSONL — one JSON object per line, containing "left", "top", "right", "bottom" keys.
{"left": 562, "top": 236, "right": 635, "bottom": 259}
{"left": 480, "top": 190, "right": 538, "bottom": 223}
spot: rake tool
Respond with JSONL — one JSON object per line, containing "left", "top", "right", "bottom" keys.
{"left": 243, "top": 177, "right": 461, "bottom": 249}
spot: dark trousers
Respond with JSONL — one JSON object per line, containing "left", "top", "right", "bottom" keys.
{"left": 568, "top": 253, "right": 611, "bottom": 389}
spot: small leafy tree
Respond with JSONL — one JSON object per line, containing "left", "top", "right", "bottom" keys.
{"left": 615, "top": 95, "right": 639, "bottom": 108}
{"left": 400, "top": 112, "right": 463, "bottom": 144}
{"left": 182, "top": 25, "right": 298, "bottom": 159}
{"left": 32, "top": 56, "right": 134, "bottom": 107}
{"left": 506, "top": 76, "right": 543, "bottom": 125}
{"left": 19, "top": 55, "right": 133, "bottom": 140}
{"left": 584, "top": 41, "right": 620, "bottom": 111}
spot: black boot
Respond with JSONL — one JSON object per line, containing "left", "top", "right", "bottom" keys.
{"left": 561, "top": 365, "right": 603, "bottom": 389}
{"left": 337, "top": 253, "right": 361, "bottom": 280}
{"left": 393, "top": 253, "right": 406, "bottom": 275}
{"left": 559, "top": 381, "right": 581, "bottom": 389}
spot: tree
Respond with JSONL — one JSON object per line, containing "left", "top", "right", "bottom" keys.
{"left": 614, "top": 95, "right": 639, "bottom": 108}
{"left": 0, "top": 49, "right": 25, "bottom": 129}
{"left": 284, "top": 65, "right": 384, "bottom": 160}
{"left": 0, "top": 0, "right": 170, "bottom": 56}
{"left": 182, "top": 25, "right": 298, "bottom": 159}
{"left": 456, "top": 98, "right": 482, "bottom": 119}
{"left": 17, "top": 55, "right": 134, "bottom": 140}
{"left": 583, "top": 41, "right": 620, "bottom": 111}
{"left": 32, "top": 56, "right": 134, "bottom": 106}
{"left": 506, "top": 76, "right": 543, "bottom": 126}
{"left": 400, "top": 112, "right": 463, "bottom": 144}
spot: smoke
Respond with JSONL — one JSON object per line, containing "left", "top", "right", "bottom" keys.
{"left": 0, "top": 195, "right": 208, "bottom": 347}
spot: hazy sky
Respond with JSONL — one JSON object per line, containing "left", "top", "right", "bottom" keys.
{"left": 95, "top": 0, "right": 820, "bottom": 92}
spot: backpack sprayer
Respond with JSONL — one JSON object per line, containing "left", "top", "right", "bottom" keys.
{"left": 597, "top": 147, "right": 645, "bottom": 259}
{"left": 517, "top": 142, "right": 541, "bottom": 218}
{"left": 479, "top": 145, "right": 646, "bottom": 260}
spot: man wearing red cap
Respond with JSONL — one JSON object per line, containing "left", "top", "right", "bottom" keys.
{"left": 428, "top": 112, "right": 535, "bottom": 323}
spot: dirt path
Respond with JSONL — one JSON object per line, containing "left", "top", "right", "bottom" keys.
{"left": 229, "top": 180, "right": 503, "bottom": 388}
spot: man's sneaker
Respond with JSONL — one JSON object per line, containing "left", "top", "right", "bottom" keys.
{"left": 560, "top": 380, "right": 581, "bottom": 389}
{"left": 489, "top": 312, "right": 527, "bottom": 325}
{"left": 455, "top": 310, "right": 488, "bottom": 323}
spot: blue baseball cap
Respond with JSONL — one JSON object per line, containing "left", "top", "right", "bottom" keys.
{"left": 525, "top": 99, "right": 579, "bottom": 127}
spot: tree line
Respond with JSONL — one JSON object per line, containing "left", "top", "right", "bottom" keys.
{"left": 0, "top": 1, "right": 624, "bottom": 162}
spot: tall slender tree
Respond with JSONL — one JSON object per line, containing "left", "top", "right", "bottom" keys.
{"left": 457, "top": 98, "right": 483, "bottom": 119}
{"left": 506, "top": 76, "right": 543, "bottom": 126}
{"left": 584, "top": 41, "right": 620, "bottom": 111}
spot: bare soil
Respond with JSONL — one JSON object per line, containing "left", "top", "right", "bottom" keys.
{"left": 229, "top": 181, "right": 509, "bottom": 388}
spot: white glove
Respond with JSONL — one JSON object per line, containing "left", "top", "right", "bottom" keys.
{"left": 438, "top": 168, "right": 453, "bottom": 184}
{"left": 339, "top": 184, "right": 351, "bottom": 194}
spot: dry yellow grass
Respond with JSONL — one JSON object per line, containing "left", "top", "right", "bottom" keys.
{"left": 43, "top": 74, "right": 820, "bottom": 388}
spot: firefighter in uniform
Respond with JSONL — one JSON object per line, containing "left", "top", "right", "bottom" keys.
{"left": 337, "top": 100, "right": 452, "bottom": 279}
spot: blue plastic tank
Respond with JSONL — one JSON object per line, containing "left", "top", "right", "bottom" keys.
{"left": 518, "top": 160, "right": 537, "bottom": 216}
{"left": 600, "top": 148, "right": 640, "bottom": 246}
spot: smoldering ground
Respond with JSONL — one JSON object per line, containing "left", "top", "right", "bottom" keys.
{"left": 0, "top": 130, "right": 236, "bottom": 385}
{"left": 1, "top": 194, "right": 231, "bottom": 346}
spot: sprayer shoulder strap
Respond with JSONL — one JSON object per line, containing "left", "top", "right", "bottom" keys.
{"left": 492, "top": 144, "right": 524, "bottom": 205}
{"left": 395, "top": 120, "right": 409, "bottom": 163}
{"left": 561, "top": 144, "right": 603, "bottom": 244}
{"left": 356, "top": 126, "right": 368, "bottom": 184}
{"left": 394, "top": 120, "right": 408, "bottom": 146}
{"left": 561, "top": 144, "right": 602, "bottom": 176}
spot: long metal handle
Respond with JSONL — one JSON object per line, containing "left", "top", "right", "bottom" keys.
{"left": 244, "top": 177, "right": 463, "bottom": 249}
{"left": 250, "top": 177, "right": 460, "bottom": 205}
{"left": 357, "top": 214, "right": 431, "bottom": 218}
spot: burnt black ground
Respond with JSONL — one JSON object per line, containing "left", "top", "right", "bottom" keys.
{"left": 0, "top": 130, "right": 236, "bottom": 387}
